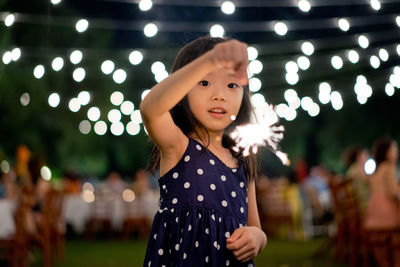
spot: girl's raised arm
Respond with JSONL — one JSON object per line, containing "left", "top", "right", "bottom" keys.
{"left": 139, "top": 40, "right": 248, "bottom": 157}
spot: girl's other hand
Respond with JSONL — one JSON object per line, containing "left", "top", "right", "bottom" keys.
{"left": 226, "top": 226, "right": 267, "bottom": 262}
{"left": 207, "top": 40, "right": 249, "bottom": 86}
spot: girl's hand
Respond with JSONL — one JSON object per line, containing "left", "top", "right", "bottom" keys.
{"left": 226, "top": 226, "right": 267, "bottom": 262}
{"left": 207, "top": 39, "right": 249, "bottom": 86}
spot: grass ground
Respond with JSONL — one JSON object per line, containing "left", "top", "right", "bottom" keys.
{"left": 27, "top": 237, "right": 348, "bottom": 267}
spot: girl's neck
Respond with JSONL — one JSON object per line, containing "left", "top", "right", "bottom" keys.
{"left": 189, "top": 129, "right": 224, "bottom": 150}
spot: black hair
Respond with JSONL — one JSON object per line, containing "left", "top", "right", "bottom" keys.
{"left": 372, "top": 137, "right": 395, "bottom": 167}
{"left": 148, "top": 35, "right": 258, "bottom": 181}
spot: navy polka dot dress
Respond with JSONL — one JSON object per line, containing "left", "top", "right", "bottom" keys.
{"left": 143, "top": 138, "right": 255, "bottom": 267}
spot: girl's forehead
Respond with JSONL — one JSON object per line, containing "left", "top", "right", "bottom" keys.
{"left": 202, "top": 69, "right": 240, "bottom": 82}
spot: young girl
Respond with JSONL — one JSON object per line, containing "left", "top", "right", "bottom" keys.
{"left": 140, "top": 36, "right": 267, "bottom": 266}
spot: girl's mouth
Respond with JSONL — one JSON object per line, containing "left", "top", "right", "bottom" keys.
{"left": 208, "top": 108, "right": 226, "bottom": 118}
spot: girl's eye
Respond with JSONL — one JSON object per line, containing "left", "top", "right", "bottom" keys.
{"left": 199, "top": 80, "right": 210, "bottom": 86}
{"left": 228, "top": 83, "right": 239, "bottom": 89}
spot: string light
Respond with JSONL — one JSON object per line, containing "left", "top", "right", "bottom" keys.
{"left": 20, "top": 93, "right": 30, "bottom": 106}
{"left": 126, "top": 121, "right": 140, "bottom": 135}
{"left": 297, "top": 56, "right": 310, "bottom": 70}
{"left": 120, "top": 100, "right": 134, "bottom": 115}
{"left": 319, "top": 82, "right": 332, "bottom": 104}
{"left": 210, "top": 24, "right": 225, "bottom": 37}
{"left": 4, "top": 13, "right": 15, "bottom": 27}
{"left": 347, "top": 50, "right": 359, "bottom": 64}
{"left": 79, "top": 120, "right": 91, "bottom": 134}
{"left": 358, "top": 35, "right": 369, "bottom": 49}
{"left": 87, "top": 107, "right": 101, "bottom": 121}
{"left": 274, "top": 21, "right": 288, "bottom": 36}
{"left": 285, "top": 72, "right": 299, "bottom": 85}
{"left": 110, "top": 91, "right": 124, "bottom": 106}
{"left": 285, "top": 61, "right": 299, "bottom": 73}
{"left": 249, "top": 77, "right": 262, "bottom": 92}
{"left": 72, "top": 67, "right": 86, "bottom": 82}
{"left": 221, "top": 1, "right": 235, "bottom": 15}
{"left": 396, "top": 16, "right": 400, "bottom": 27}
{"left": 70, "top": 50, "right": 83, "bottom": 64}
{"left": 301, "top": 41, "right": 314, "bottom": 56}
{"left": 385, "top": 83, "right": 395, "bottom": 96}
{"left": 2, "top": 52, "right": 12, "bottom": 64}
{"left": 50, "top": 0, "right": 62, "bottom": 5}
{"left": 143, "top": 23, "right": 158, "bottom": 37}
{"left": 110, "top": 122, "right": 124, "bottom": 136}
{"left": 139, "top": 0, "right": 153, "bottom": 11}
{"left": 52, "top": 57, "right": 64, "bottom": 71}
{"left": 101, "top": 60, "right": 115, "bottom": 74}
{"left": 298, "top": 0, "right": 311, "bottom": 12}
{"left": 108, "top": 109, "right": 122, "bottom": 123}
{"left": 338, "top": 18, "right": 350, "bottom": 32}
{"left": 131, "top": 110, "right": 142, "bottom": 124}
{"left": 378, "top": 48, "right": 389, "bottom": 61}
{"left": 112, "top": 69, "right": 127, "bottom": 84}
{"left": 370, "top": 0, "right": 381, "bottom": 11}
{"left": 369, "top": 55, "right": 380, "bottom": 69}
{"left": 11, "top": 48, "right": 21, "bottom": 61}
{"left": 94, "top": 121, "right": 107, "bottom": 135}
{"left": 40, "top": 166, "right": 52, "bottom": 181}
{"left": 48, "top": 93, "right": 60, "bottom": 107}
{"left": 330, "top": 91, "right": 343, "bottom": 110}
{"left": 247, "top": 47, "right": 258, "bottom": 61}
{"left": 248, "top": 60, "right": 263, "bottom": 74}
{"left": 129, "top": 50, "right": 143, "bottom": 65}
{"left": 331, "top": 55, "right": 344, "bottom": 70}
{"left": 77, "top": 91, "right": 91, "bottom": 105}
{"left": 75, "top": 19, "right": 89, "bottom": 33}
{"left": 33, "top": 65, "right": 45, "bottom": 79}
{"left": 68, "top": 98, "right": 81, "bottom": 112}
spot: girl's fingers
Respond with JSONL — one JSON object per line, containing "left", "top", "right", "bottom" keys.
{"left": 226, "top": 226, "right": 245, "bottom": 244}
{"left": 236, "top": 249, "right": 256, "bottom": 262}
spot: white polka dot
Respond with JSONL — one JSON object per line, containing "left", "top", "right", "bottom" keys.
{"left": 222, "top": 200, "right": 228, "bottom": 207}
{"left": 226, "top": 260, "right": 230, "bottom": 266}
{"left": 225, "top": 232, "right": 230, "bottom": 238}
{"left": 158, "top": 249, "right": 164, "bottom": 255}
{"left": 211, "top": 214, "right": 215, "bottom": 221}
{"left": 172, "top": 198, "right": 178, "bottom": 204}
{"left": 195, "top": 241, "right": 199, "bottom": 247}
{"left": 210, "top": 184, "right": 216, "bottom": 190}
{"left": 221, "top": 175, "right": 226, "bottom": 181}
{"left": 153, "top": 234, "right": 157, "bottom": 239}
{"left": 231, "top": 191, "right": 236, "bottom": 198}
{"left": 148, "top": 261, "right": 151, "bottom": 267}
{"left": 248, "top": 264, "right": 253, "bottom": 267}
{"left": 184, "top": 182, "right": 190, "bottom": 189}
{"left": 162, "top": 185, "right": 166, "bottom": 190}
{"left": 175, "top": 244, "right": 180, "bottom": 251}
{"left": 240, "top": 182, "right": 244, "bottom": 188}
{"left": 159, "top": 209, "right": 163, "bottom": 213}
{"left": 170, "top": 208, "right": 174, "bottom": 213}
{"left": 180, "top": 238, "right": 182, "bottom": 244}
{"left": 184, "top": 155, "right": 190, "bottom": 162}
{"left": 219, "top": 217, "right": 222, "bottom": 223}
{"left": 197, "top": 195, "right": 204, "bottom": 202}
{"left": 175, "top": 217, "right": 179, "bottom": 223}
{"left": 186, "top": 212, "right": 189, "bottom": 216}
{"left": 172, "top": 172, "right": 179, "bottom": 179}
{"left": 232, "top": 168, "right": 237, "bottom": 173}
{"left": 240, "top": 207, "right": 245, "bottom": 213}
{"left": 183, "top": 253, "right": 187, "bottom": 259}
{"left": 205, "top": 228, "right": 209, "bottom": 234}
{"left": 197, "top": 168, "right": 204, "bottom": 175}
{"left": 198, "top": 213, "right": 202, "bottom": 219}
{"left": 213, "top": 241, "right": 218, "bottom": 248}
{"left": 239, "top": 223, "right": 243, "bottom": 227}
{"left": 217, "top": 244, "right": 220, "bottom": 250}
{"left": 246, "top": 197, "right": 248, "bottom": 203}
{"left": 196, "top": 144, "right": 202, "bottom": 150}
{"left": 164, "top": 222, "right": 167, "bottom": 228}
{"left": 209, "top": 159, "right": 215, "bottom": 165}
{"left": 188, "top": 225, "right": 192, "bottom": 231}
{"left": 205, "top": 256, "right": 209, "bottom": 263}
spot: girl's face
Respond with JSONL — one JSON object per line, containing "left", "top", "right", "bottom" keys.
{"left": 187, "top": 68, "right": 244, "bottom": 135}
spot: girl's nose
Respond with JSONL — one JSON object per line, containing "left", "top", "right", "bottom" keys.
{"left": 212, "top": 88, "right": 226, "bottom": 101}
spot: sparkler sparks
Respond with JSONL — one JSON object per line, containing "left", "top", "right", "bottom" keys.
{"left": 230, "top": 102, "right": 289, "bottom": 165}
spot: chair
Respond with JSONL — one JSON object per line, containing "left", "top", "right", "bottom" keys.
{"left": 85, "top": 194, "right": 114, "bottom": 239}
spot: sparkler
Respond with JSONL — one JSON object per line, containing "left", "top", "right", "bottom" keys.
{"left": 230, "top": 102, "right": 289, "bottom": 165}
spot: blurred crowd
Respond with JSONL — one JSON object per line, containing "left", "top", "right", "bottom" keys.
{"left": 1, "top": 136, "right": 399, "bottom": 266}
